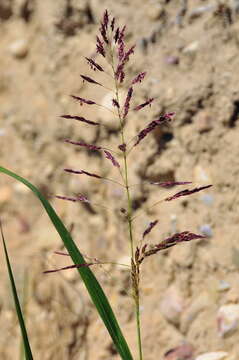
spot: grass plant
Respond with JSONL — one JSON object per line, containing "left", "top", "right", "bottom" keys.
{"left": 0, "top": 10, "right": 212, "bottom": 360}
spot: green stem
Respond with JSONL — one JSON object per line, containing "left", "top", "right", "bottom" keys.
{"left": 113, "top": 74, "right": 143, "bottom": 360}
{"left": 135, "top": 296, "right": 143, "bottom": 360}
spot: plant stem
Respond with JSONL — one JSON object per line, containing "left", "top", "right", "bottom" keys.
{"left": 115, "top": 84, "right": 143, "bottom": 360}
{"left": 109, "top": 43, "right": 143, "bottom": 360}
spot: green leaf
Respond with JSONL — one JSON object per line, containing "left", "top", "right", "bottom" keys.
{"left": 0, "top": 221, "right": 33, "bottom": 360}
{"left": 0, "top": 166, "right": 133, "bottom": 360}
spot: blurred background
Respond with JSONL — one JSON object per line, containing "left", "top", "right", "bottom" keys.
{"left": 0, "top": 1, "right": 239, "bottom": 359}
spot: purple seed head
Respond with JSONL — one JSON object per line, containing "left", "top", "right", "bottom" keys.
{"left": 80, "top": 75, "right": 102, "bottom": 86}
{"left": 112, "top": 98, "right": 120, "bottom": 108}
{"left": 134, "top": 98, "right": 154, "bottom": 111}
{"left": 60, "top": 115, "right": 100, "bottom": 126}
{"left": 123, "top": 87, "right": 133, "bottom": 118}
{"left": 64, "top": 139, "right": 102, "bottom": 151}
{"left": 165, "top": 185, "right": 213, "bottom": 201}
{"left": 114, "top": 27, "right": 120, "bottom": 43}
{"left": 132, "top": 72, "right": 146, "bottom": 85}
{"left": 110, "top": 17, "right": 115, "bottom": 31}
{"left": 143, "top": 220, "right": 158, "bottom": 239}
{"left": 104, "top": 150, "right": 120, "bottom": 168}
{"left": 85, "top": 57, "right": 104, "bottom": 72}
{"left": 118, "top": 143, "right": 126, "bottom": 152}
{"left": 71, "top": 95, "right": 96, "bottom": 105}
{"left": 96, "top": 36, "right": 105, "bottom": 57}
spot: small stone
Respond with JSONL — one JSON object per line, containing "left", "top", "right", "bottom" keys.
{"left": 165, "top": 56, "right": 180, "bottom": 65}
{"left": 164, "top": 343, "right": 194, "bottom": 360}
{"left": 218, "top": 280, "right": 231, "bottom": 292}
{"left": 182, "top": 41, "right": 199, "bottom": 55}
{"left": 160, "top": 285, "right": 184, "bottom": 325}
{"left": 9, "top": 39, "right": 29, "bottom": 58}
{"left": 188, "top": 5, "right": 215, "bottom": 21}
{"left": 201, "top": 194, "right": 214, "bottom": 206}
{"left": 193, "top": 165, "right": 212, "bottom": 183}
{"left": 199, "top": 224, "right": 213, "bottom": 237}
{"left": 194, "top": 110, "right": 213, "bottom": 133}
{"left": 217, "top": 304, "right": 239, "bottom": 337}
{"left": 195, "top": 352, "right": 228, "bottom": 360}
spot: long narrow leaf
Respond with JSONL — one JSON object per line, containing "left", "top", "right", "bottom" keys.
{"left": 0, "top": 221, "right": 33, "bottom": 360}
{"left": 0, "top": 166, "right": 133, "bottom": 360}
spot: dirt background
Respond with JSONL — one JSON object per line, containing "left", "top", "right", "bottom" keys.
{"left": 1, "top": 0, "right": 239, "bottom": 359}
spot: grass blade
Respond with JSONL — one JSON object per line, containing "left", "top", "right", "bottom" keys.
{"left": 0, "top": 221, "right": 34, "bottom": 360}
{"left": 0, "top": 166, "right": 133, "bottom": 360}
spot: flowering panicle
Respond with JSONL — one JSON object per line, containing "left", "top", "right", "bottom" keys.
{"left": 80, "top": 75, "right": 102, "bottom": 86}
{"left": 132, "top": 72, "right": 146, "bottom": 85}
{"left": 96, "top": 36, "right": 105, "bottom": 57}
{"left": 64, "top": 168, "right": 102, "bottom": 179}
{"left": 134, "top": 98, "right": 154, "bottom": 111}
{"left": 115, "top": 45, "right": 135, "bottom": 82}
{"left": 100, "top": 23, "right": 108, "bottom": 44}
{"left": 139, "top": 232, "right": 206, "bottom": 264}
{"left": 118, "top": 143, "right": 126, "bottom": 152}
{"left": 71, "top": 95, "right": 96, "bottom": 105}
{"left": 47, "top": 12, "right": 214, "bottom": 360}
{"left": 110, "top": 17, "right": 115, "bottom": 31}
{"left": 134, "top": 112, "right": 175, "bottom": 146}
{"left": 112, "top": 99, "right": 120, "bottom": 108}
{"left": 104, "top": 150, "right": 120, "bottom": 168}
{"left": 65, "top": 140, "right": 119, "bottom": 169}
{"left": 64, "top": 139, "right": 101, "bottom": 151}
{"left": 165, "top": 185, "right": 212, "bottom": 201}
{"left": 123, "top": 87, "right": 133, "bottom": 118}
{"left": 114, "top": 27, "right": 120, "bottom": 43}
{"left": 103, "top": 9, "right": 109, "bottom": 30}
{"left": 142, "top": 220, "right": 158, "bottom": 239}
{"left": 85, "top": 57, "right": 104, "bottom": 72}
{"left": 118, "top": 41, "right": 125, "bottom": 61}
{"left": 118, "top": 25, "right": 126, "bottom": 44}
{"left": 60, "top": 115, "right": 100, "bottom": 126}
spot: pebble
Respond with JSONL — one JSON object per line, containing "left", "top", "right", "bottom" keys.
{"left": 160, "top": 285, "right": 184, "bottom": 325}
{"left": 188, "top": 5, "right": 215, "bottom": 21}
{"left": 9, "top": 39, "right": 29, "bottom": 58}
{"left": 193, "top": 165, "right": 212, "bottom": 183}
{"left": 201, "top": 194, "right": 214, "bottom": 206}
{"left": 195, "top": 353, "right": 229, "bottom": 360}
{"left": 165, "top": 56, "right": 180, "bottom": 65}
{"left": 217, "top": 304, "right": 239, "bottom": 337}
{"left": 218, "top": 280, "right": 231, "bottom": 292}
{"left": 182, "top": 41, "right": 199, "bottom": 55}
{"left": 164, "top": 343, "right": 194, "bottom": 360}
{"left": 199, "top": 224, "right": 213, "bottom": 237}
{"left": 194, "top": 110, "right": 213, "bottom": 133}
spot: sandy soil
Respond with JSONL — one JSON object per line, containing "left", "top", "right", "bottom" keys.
{"left": 1, "top": 1, "right": 239, "bottom": 359}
